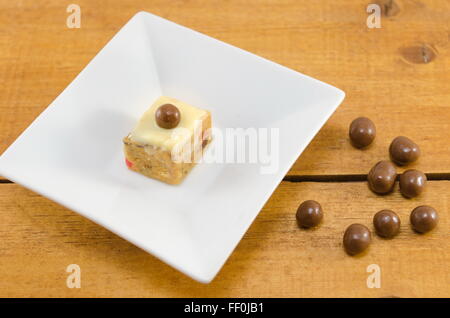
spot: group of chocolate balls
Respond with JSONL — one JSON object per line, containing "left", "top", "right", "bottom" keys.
{"left": 295, "top": 117, "right": 439, "bottom": 256}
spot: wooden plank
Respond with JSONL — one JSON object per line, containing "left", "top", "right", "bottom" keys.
{"left": 0, "top": 181, "right": 448, "bottom": 297}
{"left": 0, "top": 0, "right": 449, "bottom": 178}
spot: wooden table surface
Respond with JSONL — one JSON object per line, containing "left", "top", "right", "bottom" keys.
{"left": 0, "top": 0, "right": 449, "bottom": 297}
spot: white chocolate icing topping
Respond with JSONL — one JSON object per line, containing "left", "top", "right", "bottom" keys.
{"left": 129, "top": 96, "right": 208, "bottom": 151}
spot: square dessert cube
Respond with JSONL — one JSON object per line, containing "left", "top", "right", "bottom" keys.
{"left": 123, "top": 96, "right": 212, "bottom": 184}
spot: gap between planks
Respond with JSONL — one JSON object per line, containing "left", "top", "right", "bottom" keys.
{"left": 0, "top": 173, "right": 450, "bottom": 184}
{"left": 283, "top": 173, "right": 450, "bottom": 183}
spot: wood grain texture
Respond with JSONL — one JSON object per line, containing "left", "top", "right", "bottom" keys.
{"left": 0, "top": 0, "right": 449, "bottom": 177}
{"left": 0, "top": 0, "right": 449, "bottom": 298}
{"left": 0, "top": 181, "right": 448, "bottom": 297}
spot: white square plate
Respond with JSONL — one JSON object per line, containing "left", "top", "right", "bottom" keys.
{"left": 0, "top": 12, "right": 344, "bottom": 283}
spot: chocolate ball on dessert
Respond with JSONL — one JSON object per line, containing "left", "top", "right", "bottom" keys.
{"left": 389, "top": 136, "right": 421, "bottom": 166}
{"left": 373, "top": 210, "right": 401, "bottom": 238}
{"left": 155, "top": 104, "right": 181, "bottom": 129}
{"left": 349, "top": 117, "right": 376, "bottom": 148}
{"left": 296, "top": 200, "right": 323, "bottom": 228}
{"left": 368, "top": 160, "right": 397, "bottom": 194}
{"left": 410, "top": 205, "right": 439, "bottom": 233}
{"left": 399, "top": 169, "right": 427, "bottom": 198}
{"left": 343, "top": 224, "right": 371, "bottom": 256}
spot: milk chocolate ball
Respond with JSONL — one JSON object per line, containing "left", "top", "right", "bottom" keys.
{"left": 399, "top": 169, "right": 427, "bottom": 198}
{"left": 410, "top": 206, "right": 439, "bottom": 233}
{"left": 349, "top": 117, "right": 376, "bottom": 148}
{"left": 343, "top": 224, "right": 371, "bottom": 256}
{"left": 373, "top": 210, "right": 401, "bottom": 238}
{"left": 296, "top": 200, "right": 323, "bottom": 228}
{"left": 155, "top": 104, "right": 181, "bottom": 129}
{"left": 389, "top": 136, "right": 420, "bottom": 166}
{"left": 368, "top": 161, "right": 397, "bottom": 194}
